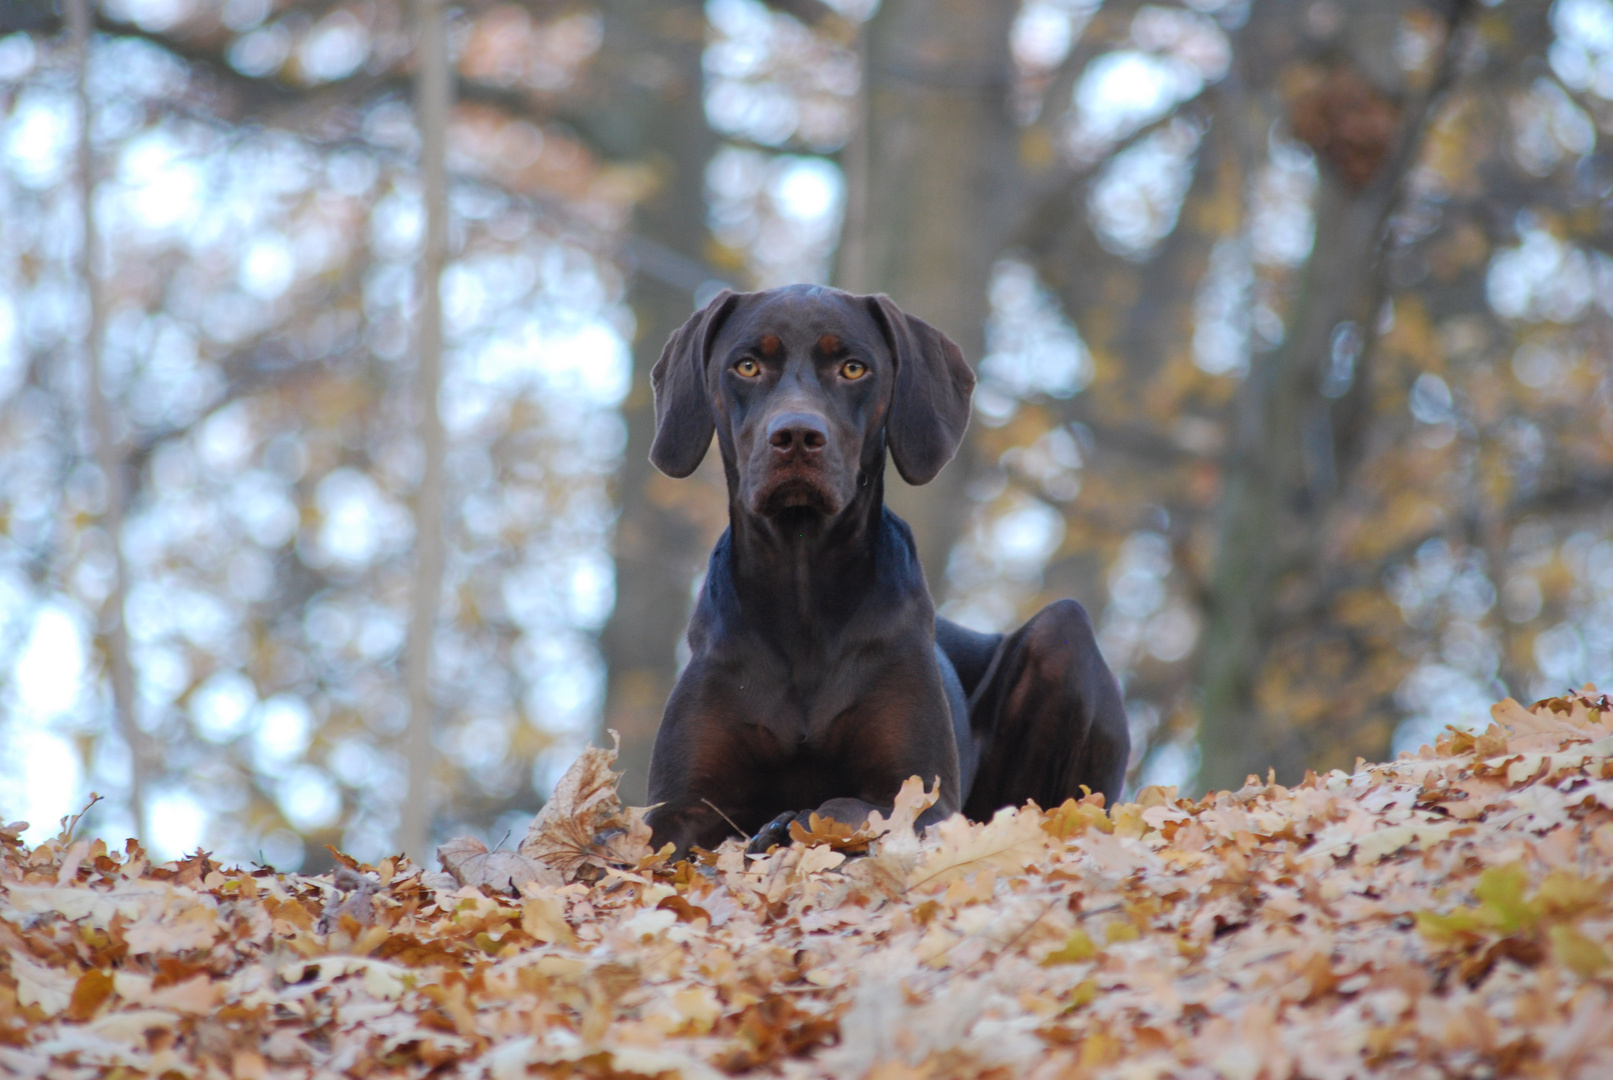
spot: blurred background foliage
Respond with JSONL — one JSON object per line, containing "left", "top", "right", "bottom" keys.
{"left": 2, "top": 0, "right": 1611, "bottom": 870}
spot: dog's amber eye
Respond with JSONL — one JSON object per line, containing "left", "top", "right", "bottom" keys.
{"left": 735, "top": 359, "right": 760, "bottom": 378}
{"left": 840, "top": 360, "right": 867, "bottom": 380}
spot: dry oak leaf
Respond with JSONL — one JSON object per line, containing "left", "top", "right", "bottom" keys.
{"left": 109, "top": 972, "right": 221, "bottom": 1014}
{"left": 783, "top": 777, "right": 944, "bottom": 854}
{"left": 841, "top": 775, "right": 940, "bottom": 890}
{"left": 438, "top": 835, "right": 562, "bottom": 894}
{"left": 904, "top": 803, "right": 1050, "bottom": 892}
{"left": 788, "top": 812, "right": 878, "bottom": 852}
{"left": 484, "top": 1037, "right": 726, "bottom": 1080}
{"left": 9, "top": 953, "right": 76, "bottom": 1017}
{"left": 864, "top": 775, "right": 940, "bottom": 855}
{"left": 1493, "top": 687, "right": 1613, "bottom": 738}
{"left": 1, "top": 882, "right": 157, "bottom": 928}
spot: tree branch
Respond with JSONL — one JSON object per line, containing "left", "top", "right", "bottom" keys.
{"left": 1007, "top": 0, "right": 1147, "bottom": 228}
{"left": 757, "top": 0, "right": 858, "bottom": 41}
{"left": 1328, "top": 0, "right": 1485, "bottom": 488}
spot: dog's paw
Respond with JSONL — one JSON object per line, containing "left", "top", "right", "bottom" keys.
{"left": 746, "top": 811, "right": 800, "bottom": 855}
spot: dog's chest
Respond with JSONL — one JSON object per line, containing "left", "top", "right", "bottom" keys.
{"left": 721, "top": 637, "right": 879, "bottom": 751}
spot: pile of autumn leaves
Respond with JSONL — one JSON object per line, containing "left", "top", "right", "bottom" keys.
{"left": 4, "top": 694, "right": 1613, "bottom": 1079}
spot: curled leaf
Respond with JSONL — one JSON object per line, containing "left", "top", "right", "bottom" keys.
{"left": 519, "top": 732, "right": 659, "bottom": 881}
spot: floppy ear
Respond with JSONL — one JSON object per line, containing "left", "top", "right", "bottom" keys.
{"left": 866, "top": 294, "right": 976, "bottom": 485}
{"left": 649, "top": 290, "right": 743, "bottom": 478}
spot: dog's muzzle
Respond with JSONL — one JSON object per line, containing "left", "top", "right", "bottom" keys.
{"left": 752, "top": 411, "right": 843, "bottom": 515}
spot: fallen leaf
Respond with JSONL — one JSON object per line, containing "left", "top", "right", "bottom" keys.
{"left": 3, "top": 687, "right": 1610, "bottom": 1080}
{"left": 438, "top": 836, "right": 562, "bottom": 894}
{"left": 519, "top": 731, "right": 656, "bottom": 880}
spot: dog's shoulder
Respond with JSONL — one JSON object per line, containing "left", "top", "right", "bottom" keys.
{"left": 872, "top": 506, "right": 933, "bottom": 603}
{"left": 684, "top": 529, "right": 739, "bottom": 649}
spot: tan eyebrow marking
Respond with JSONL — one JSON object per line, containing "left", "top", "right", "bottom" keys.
{"left": 818, "top": 334, "right": 844, "bottom": 355}
{"left": 759, "top": 335, "right": 781, "bottom": 356}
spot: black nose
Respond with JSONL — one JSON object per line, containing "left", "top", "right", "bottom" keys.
{"left": 766, "top": 412, "right": 828, "bottom": 455}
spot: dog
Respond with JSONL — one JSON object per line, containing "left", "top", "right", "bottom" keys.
{"left": 641, "top": 284, "right": 1129, "bottom": 857}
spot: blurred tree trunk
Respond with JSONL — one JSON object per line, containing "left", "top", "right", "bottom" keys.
{"left": 69, "top": 0, "right": 147, "bottom": 841}
{"left": 1194, "top": 1, "right": 1478, "bottom": 791}
{"left": 594, "top": 3, "right": 722, "bottom": 804}
{"left": 1194, "top": 170, "right": 1393, "bottom": 790}
{"left": 400, "top": 0, "right": 451, "bottom": 863}
{"left": 838, "top": 0, "right": 1020, "bottom": 590}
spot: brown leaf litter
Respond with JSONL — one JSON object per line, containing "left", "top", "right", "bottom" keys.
{"left": 5, "top": 689, "right": 1613, "bottom": 1078}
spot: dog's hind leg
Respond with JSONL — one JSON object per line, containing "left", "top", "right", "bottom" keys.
{"left": 959, "top": 600, "right": 1129, "bottom": 818}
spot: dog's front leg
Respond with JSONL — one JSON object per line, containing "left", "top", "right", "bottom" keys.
{"left": 647, "top": 801, "right": 736, "bottom": 862}
{"left": 745, "top": 793, "right": 955, "bottom": 854}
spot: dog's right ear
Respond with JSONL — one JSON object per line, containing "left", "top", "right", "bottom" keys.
{"left": 650, "top": 290, "right": 744, "bottom": 478}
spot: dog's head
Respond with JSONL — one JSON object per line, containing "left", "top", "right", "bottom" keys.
{"left": 648, "top": 285, "right": 975, "bottom": 520}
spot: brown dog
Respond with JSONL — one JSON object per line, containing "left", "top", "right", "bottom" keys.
{"left": 641, "top": 285, "right": 1128, "bottom": 856}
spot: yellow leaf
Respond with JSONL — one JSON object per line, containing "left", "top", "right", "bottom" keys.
{"left": 1531, "top": 870, "right": 1602, "bottom": 920}
{"left": 1105, "top": 921, "right": 1140, "bottom": 944}
{"left": 1041, "top": 927, "right": 1098, "bottom": 965}
{"left": 1475, "top": 863, "right": 1533, "bottom": 934}
{"left": 1110, "top": 804, "right": 1148, "bottom": 840}
{"left": 1067, "top": 978, "right": 1099, "bottom": 1009}
{"left": 1042, "top": 797, "right": 1113, "bottom": 839}
{"left": 1078, "top": 1030, "right": 1123, "bottom": 1069}
{"left": 1135, "top": 785, "right": 1178, "bottom": 808}
{"left": 1548, "top": 924, "right": 1610, "bottom": 977}
{"left": 1416, "top": 907, "right": 1487, "bottom": 945}
{"left": 521, "top": 891, "right": 576, "bottom": 946}
{"left": 671, "top": 985, "right": 722, "bottom": 1034}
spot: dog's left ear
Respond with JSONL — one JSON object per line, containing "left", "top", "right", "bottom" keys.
{"left": 867, "top": 294, "right": 976, "bottom": 485}
{"left": 650, "top": 290, "right": 744, "bottom": 478}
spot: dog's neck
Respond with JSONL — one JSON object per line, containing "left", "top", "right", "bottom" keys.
{"left": 725, "top": 462, "right": 889, "bottom": 624}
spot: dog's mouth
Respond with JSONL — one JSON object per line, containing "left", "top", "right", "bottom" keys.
{"left": 755, "top": 475, "right": 839, "bottom": 517}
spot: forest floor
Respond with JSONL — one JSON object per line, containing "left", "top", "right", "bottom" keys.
{"left": 3, "top": 690, "right": 1613, "bottom": 1079}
